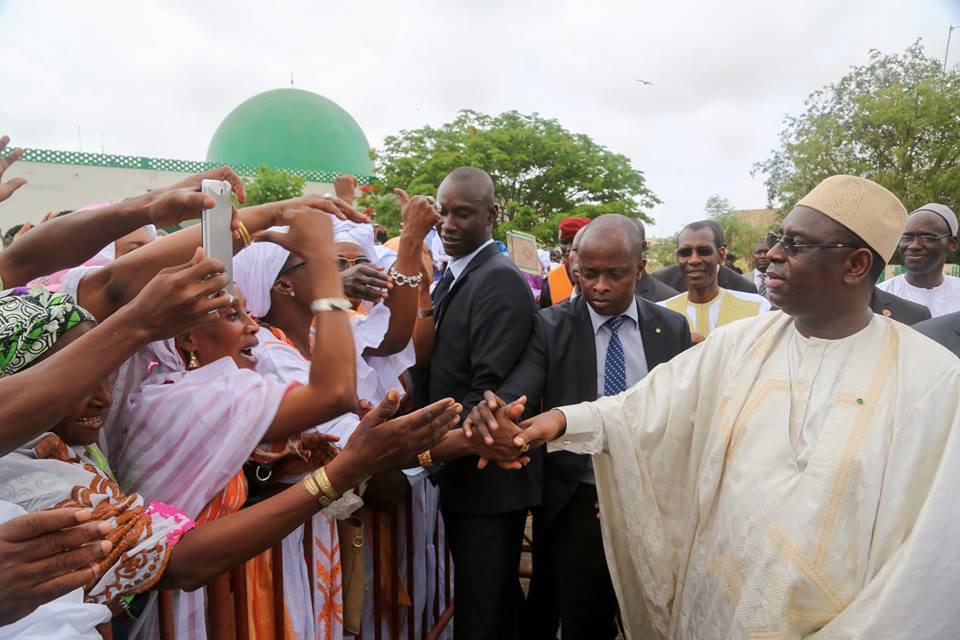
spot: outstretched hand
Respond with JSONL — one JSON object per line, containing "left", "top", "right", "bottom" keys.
{"left": 342, "top": 390, "right": 462, "bottom": 478}
{"left": 0, "top": 507, "right": 114, "bottom": 626}
{"left": 269, "top": 194, "right": 370, "bottom": 226}
{"left": 463, "top": 391, "right": 532, "bottom": 470}
{"left": 124, "top": 246, "right": 232, "bottom": 339}
{"left": 512, "top": 409, "right": 567, "bottom": 452}
{"left": 0, "top": 135, "right": 27, "bottom": 205}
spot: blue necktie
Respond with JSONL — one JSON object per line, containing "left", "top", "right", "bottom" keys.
{"left": 603, "top": 315, "right": 628, "bottom": 396}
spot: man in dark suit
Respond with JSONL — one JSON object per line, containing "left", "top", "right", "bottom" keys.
{"left": 915, "top": 310, "right": 960, "bottom": 357}
{"left": 631, "top": 218, "right": 680, "bottom": 302}
{"left": 419, "top": 167, "right": 539, "bottom": 640}
{"left": 464, "top": 215, "right": 692, "bottom": 639}
{"left": 871, "top": 287, "right": 931, "bottom": 325}
{"left": 653, "top": 221, "right": 758, "bottom": 294}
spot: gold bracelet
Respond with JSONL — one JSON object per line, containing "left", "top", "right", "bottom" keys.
{"left": 314, "top": 467, "right": 341, "bottom": 503}
{"left": 417, "top": 450, "right": 434, "bottom": 467}
{"left": 237, "top": 221, "right": 252, "bottom": 247}
{"left": 302, "top": 472, "right": 320, "bottom": 497}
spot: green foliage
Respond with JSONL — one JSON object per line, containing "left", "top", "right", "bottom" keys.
{"left": 754, "top": 42, "right": 960, "bottom": 218}
{"left": 355, "top": 185, "right": 404, "bottom": 238}
{"left": 646, "top": 233, "right": 679, "bottom": 271}
{"left": 240, "top": 166, "right": 306, "bottom": 207}
{"left": 374, "top": 110, "right": 660, "bottom": 245}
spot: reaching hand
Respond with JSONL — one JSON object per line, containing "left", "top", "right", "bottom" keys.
{"left": 274, "top": 433, "right": 341, "bottom": 480}
{"left": 124, "top": 247, "right": 232, "bottom": 339}
{"left": 341, "top": 263, "right": 391, "bottom": 302}
{"left": 473, "top": 399, "right": 530, "bottom": 470}
{"left": 342, "top": 389, "right": 461, "bottom": 477}
{"left": 142, "top": 188, "right": 225, "bottom": 230}
{"left": 168, "top": 166, "right": 246, "bottom": 205}
{"left": 0, "top": 507, "right": 114, "bottom": 626}
{"left": 399, "top": 191, "right": 442, "bottom": 241}
{"left": 512, "top": 409, "right": 568, "bottom": 452}
{"left": 0, "top": 135, "right": 27, "bottom": 205}
{"left": 270, "top": 194, "right": 370, "bottom": 226}
{"left": 333, "top": 175, "right": 358, "bottom": 204}
{"left": 253, "top": 205, "right": 335, "bottom": 258}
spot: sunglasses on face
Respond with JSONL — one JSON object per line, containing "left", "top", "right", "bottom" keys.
{"left": 278, "top": 261, "right": 306, "bottom": 276}
{"left": 676, "top": 246, "right": 716, "bottom": 258}
{"left": 337, "top": 256, "right": 371, "bottom": 271}
{"left": 899, "top": 233, "right": 952, "bottom": 246}
{"left": 766, "top": 232, "right": 859, "bottom": 257}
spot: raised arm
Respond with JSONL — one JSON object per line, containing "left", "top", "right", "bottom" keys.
{"left": 76, "top": 192, "right": 368, "bottom": 322}
{"left": 158, "top": 391, "right": 459, "bottom": 591}
{"left": 0, "top": 250, "right": 230, "bottom": 456}
{"left": 365, "top": 191, "right": 440, "bottom": 356}
{"left": 0, "top": 135, "right": 27, "bottom": 206}
{"left": 255, "top": 209, "right": 360, "bottom": 441}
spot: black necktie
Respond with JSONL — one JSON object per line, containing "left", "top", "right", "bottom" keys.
{"left": 433, "top": 268, "right": 455, "bottom": 312}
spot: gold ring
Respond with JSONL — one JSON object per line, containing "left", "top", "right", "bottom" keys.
{"left": 519, "top": 443, "right": 530, "bottom": 454}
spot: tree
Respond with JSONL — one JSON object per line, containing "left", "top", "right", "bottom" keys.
{"left": 241, "top": 166, "right": 306, "bottom": 207}
{"left": 374, "top": 110, "right": 660, "bottom": 245}
{"left": 753, "top": 42, "right": 960, "bottom": 217}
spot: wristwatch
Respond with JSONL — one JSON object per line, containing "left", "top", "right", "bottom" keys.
{"left": 310, "top": 298, "right": 353, "bottom": 314}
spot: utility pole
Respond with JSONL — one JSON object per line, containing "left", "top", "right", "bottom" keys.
{"left": 945, "top": 25, "right": 958, "bottom": 72}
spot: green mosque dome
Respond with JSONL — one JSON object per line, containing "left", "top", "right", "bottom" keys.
{"left": 206, "top": 88, "right": 373, "bottom": 176}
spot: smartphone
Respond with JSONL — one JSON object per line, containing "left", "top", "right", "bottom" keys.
{"left": 201, "top": 179, "right": 234, "bottom": 294}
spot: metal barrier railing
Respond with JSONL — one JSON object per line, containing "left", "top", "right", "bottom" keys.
{"left": 150, "top": 486, "right": 453, "bottom": 640}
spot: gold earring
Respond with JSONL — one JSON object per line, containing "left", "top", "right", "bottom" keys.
{"left": 188, "top": 351, "right": 200, "bottom": 370}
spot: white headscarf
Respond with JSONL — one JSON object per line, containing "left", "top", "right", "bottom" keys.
{"left": 333, "top": 219, "right": 377, "bottom": 263}
{"left": 232, "top": 227, "right": 291, "bottom": 318}
{"left": 430, "top": 232, "right": 449, "bottom": 267}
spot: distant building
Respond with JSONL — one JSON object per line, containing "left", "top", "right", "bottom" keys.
{"left": 3, "top": 88, "right": 375, "bottom": 229}
{"left": 732, "top": 208, "right": 778, "bottom": 231}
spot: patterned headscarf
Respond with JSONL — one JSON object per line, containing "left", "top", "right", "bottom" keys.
{"left": 0, "top": 287, "right": 95, "bottom": 376}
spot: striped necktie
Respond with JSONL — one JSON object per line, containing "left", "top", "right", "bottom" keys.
{"left": 758, "top": 272, "right": 768, "bottom": 299}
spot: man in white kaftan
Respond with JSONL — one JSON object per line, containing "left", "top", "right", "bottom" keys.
{"left": 555, "top": 310, "right": 960, "bottom": 639}
{"left": 498, "top": 175, "right": 960, "bottom": 639}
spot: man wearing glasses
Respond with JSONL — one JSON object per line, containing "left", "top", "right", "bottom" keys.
{"left": 876, "top": 203, "right": 959, "bottom": 317}
{"left": 660, "top": 220, "right": 770, "bottom": 340}
{"left": 499, "top": 175, "right": 960, "bottom": 639}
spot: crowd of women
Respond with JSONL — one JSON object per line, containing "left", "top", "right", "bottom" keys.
{"left": 0, "top": 134, "right": 520, "bottom": 639}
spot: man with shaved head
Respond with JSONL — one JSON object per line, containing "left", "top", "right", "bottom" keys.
{"left": 463, "top": 214, "right": 691, "bottom": 639}
{"left": 416, "top": 166, "right": 539, "bottom": 640}
{"left": 877, "top": 203, "right": 960, "bottom": 317}
{"left": 486, "top": 176, "right": 960, "bottom": 638}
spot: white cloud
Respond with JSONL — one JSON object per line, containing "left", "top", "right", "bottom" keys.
{"left": 1, "top": 0, "right": 956, "bottom": 234}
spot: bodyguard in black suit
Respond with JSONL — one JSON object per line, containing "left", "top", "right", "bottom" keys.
{"left": 915, "top": 310, "right": 960, "bottom": 357}
{"left": 871, "top": 286, "right": 932, "bottom": 325}
{"left": 465, "top": 215, "right": 691, "bottom": 639}
{"left": 417, "top": 167, "right": 539, "bottom": 640}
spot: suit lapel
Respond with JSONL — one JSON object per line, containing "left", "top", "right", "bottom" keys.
{"left": 573, "top": 297, "right": 599, "bottom": 401}
{"left": 636, "top": 298, "right": 670, "bottom": 370}
{"left": 435, "top": 243, "right": 500, "bottom": 329}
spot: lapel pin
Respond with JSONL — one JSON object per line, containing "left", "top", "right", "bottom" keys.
{"left": 655, "top": 327, "right": 662, "bottom": 334}
{"left": 857, "top": 398, "right": 865, "bottom": 405}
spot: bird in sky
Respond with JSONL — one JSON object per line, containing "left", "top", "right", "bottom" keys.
{"left": 635, "top": 79, "right": 654, "bottom": 85}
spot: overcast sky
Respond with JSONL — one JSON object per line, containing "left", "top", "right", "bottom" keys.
{"left": 2, "top": 0, "right": 957, "bottom": 235}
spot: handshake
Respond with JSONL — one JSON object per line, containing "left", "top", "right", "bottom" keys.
{"left": 461, "top": 391, "right": 568, "bottom": 470}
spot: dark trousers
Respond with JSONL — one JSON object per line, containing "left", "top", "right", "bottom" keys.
{"left": 529, "top": 482, "right": 620, "bottom": 640}
{"left": 442, "top": 508, "right": 528, "bottom": 640}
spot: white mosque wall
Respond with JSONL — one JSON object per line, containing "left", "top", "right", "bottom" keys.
{"left": 1, "top": 162, "right": 333, "bottom": 232}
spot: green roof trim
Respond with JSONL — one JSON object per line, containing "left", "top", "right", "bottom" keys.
{"left": 14, "top": 147, "right": 375, "bottom": 184}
